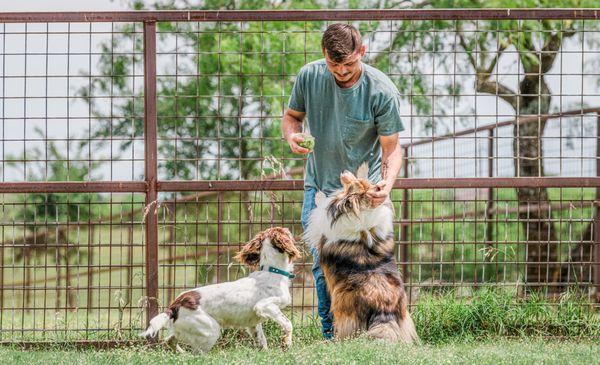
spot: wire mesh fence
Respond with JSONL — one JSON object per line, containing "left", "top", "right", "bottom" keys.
{"left": 0, "top": 10, "right": 599, "bottom": 343}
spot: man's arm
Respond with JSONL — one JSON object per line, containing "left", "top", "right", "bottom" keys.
{"left": 369, "top": 133, "right": 403, "bottom": 207}
{"left": 281, "top": 108, "right": 310, "bottom": 154}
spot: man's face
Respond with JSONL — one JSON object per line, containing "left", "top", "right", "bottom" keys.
{"left": 323, "top": 46, "right": 365, "bottom": 84}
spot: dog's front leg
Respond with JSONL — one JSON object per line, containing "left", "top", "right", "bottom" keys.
{"left": 164, "top": 334, "right": 185, "bottom": 353}
{"left": 255, "top": 323, "right": 268, "bottom": 349}
{"left": 254, "top": 298, "right": 292, "bottom": 348}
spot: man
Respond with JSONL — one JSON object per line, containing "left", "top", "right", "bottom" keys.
{"left": 281, "top": 23, "right": 404, "bottom": 339}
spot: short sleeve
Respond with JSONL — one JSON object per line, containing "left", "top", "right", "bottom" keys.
{"left": 374, "top": 93, "right": 404, "bottom": 136}
{"left": 288, "top": 67, "right": 306, "bottom": 112}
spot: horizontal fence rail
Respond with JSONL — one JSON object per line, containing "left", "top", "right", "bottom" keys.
{"left": 0, "top": 9, "right": 599, "bottom": 344}
{"left": 0, "top": 9, "right": 600, "bottom": 22}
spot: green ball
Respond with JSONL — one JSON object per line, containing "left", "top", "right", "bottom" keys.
{"left": 298, "top": 135, "right": 315, "bottom": 150}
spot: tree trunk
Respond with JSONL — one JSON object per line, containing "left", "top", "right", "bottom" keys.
{"left": 60, "top": 232, "right": 76, "bottom": 311}
{"left": 515, "top": 75, "right": 562, "bottom": 293}
{"left": 0, "top": 241, "right": 4, "bottom": 310}
{"left": 167, "top": 205, "right": 175, "bottom": 303}
{"left": 24, "top": 249, "right": 32, "bottom": 311}
{"left": 126, "top": 225, "right": 133, "bottom": 305}
{"left": 55, "top": 248, "right": 61, "bottom": 309}
{"left": 87, "top": 226, "right": 95, "bottom": 310}
{"left": 564, "top": 224, "right": 593, "bottom": 287}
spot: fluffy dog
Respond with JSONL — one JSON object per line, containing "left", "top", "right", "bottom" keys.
{"left": 304, "top": 165, "right": 419, "bottom": 343}
{"left": 140, "top": 227, "right": 301, "bottom": 352}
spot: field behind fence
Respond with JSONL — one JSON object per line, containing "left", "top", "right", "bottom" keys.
{"left": 0, "top": 9, "right": 599, "bottom": 344}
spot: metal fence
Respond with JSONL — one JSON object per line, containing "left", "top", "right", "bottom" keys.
{"left": 0, "top": 9, "right": 599, "bottom": 344}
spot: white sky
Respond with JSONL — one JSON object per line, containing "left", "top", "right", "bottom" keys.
{"left": 0, "top": 0, "right": 129, "bottom": 11}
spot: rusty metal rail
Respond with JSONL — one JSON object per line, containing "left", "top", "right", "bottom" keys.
{"left": 0, "top": 9, "right": 599, "bottom": 23}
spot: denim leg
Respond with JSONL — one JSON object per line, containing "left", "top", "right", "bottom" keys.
{"left": 310, "top": 246, "right": 333, "bottom": 339}
{"left": 301, "top": 188, "right": 334, "bottom": 339}
{"left": 300, "top": 187, "right": 317, "bottom": 231}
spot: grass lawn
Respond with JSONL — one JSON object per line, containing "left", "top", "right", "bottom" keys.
{"left": 0, "top": 289, "right": 598, "bottom": 364}
{"left": 0, "top": 338, "right": 598, "bottom": 365}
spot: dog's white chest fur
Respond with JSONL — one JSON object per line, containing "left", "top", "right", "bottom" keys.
{"left": 304, "top": 192, "right": 394, "bottom": 247}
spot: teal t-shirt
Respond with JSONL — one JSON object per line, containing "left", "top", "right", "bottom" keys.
{"left": 288, "top": 59, "right": 404, "bottom": 195}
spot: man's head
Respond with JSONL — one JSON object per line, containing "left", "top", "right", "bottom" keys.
{"left": 321, "top": 23, "right": 366, "bottom": 85}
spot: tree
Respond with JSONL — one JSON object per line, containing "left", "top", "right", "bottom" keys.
{"left": 81, "top": 0, "right": 328, "bottom": 181}
{"left": 371, "top": 0, "right": 599, "bottom": 291}
{"left": 81, "top": 0, "right": 598, "bottom": 291}
{"left": 7, "top": 135, "right": 101, "bottom": 310}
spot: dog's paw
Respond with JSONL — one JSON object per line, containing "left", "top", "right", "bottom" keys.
{"left": 282, "top": 333, "right": 292, "bottom": 349}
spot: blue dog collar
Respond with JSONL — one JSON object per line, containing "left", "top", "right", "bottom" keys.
{"left": 260, "top": 266, "right": 296, "bottom": 279}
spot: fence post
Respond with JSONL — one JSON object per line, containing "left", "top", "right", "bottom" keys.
{"left": 400, "top": 147, "right": 410, "bottom": 283}
{"left": 144, "top": 21, "right": 159, "bottom": 326}
{"left": 486, "top": 129, "right": 494, "bottom": 261}
{"left": 595, "top": 115, "right": 600, "bottom": 301}
{"left": 217, "top": 192, "right": 223, "bottom": 283}
{"left": 167, "top": 203, "right": 175, "bottom": 302}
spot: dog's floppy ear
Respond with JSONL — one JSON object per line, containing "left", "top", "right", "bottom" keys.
{"left": 340, "top": 170, "right": 356, "bottom": 186}
{"left": 234, "top": 231, "right": 264, "bottom": 268}
{"left": 268, "top": 227, "right": 302, "bottom": 262}
{"left": 356, "top": 162, "right": 369, "bottom": 180}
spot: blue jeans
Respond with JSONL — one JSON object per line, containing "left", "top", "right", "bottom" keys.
{"left": 301, "top": 187, "right": 333, "bottom": 339}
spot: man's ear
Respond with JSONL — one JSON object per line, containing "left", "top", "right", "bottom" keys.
{"left": 359, "top": 44, "right": 366, "bottom": 57}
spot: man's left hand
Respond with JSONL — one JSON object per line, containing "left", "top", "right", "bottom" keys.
{"left": 368, "top": 180, "right": 391, "bottom": 207}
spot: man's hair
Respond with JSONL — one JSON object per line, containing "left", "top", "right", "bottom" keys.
{"left": 321, "top": 23, "right": 362, "bottom": 63}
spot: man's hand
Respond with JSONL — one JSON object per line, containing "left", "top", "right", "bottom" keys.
{"left": 368, "top": 180, "right": 392, "bottom": 207}
{"left": 286, "top": 133, "right": 311, "bottom": 154}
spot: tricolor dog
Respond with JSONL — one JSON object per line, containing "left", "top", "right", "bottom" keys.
{"left": 304, "top": 165, "right": 419, "bottom": 343}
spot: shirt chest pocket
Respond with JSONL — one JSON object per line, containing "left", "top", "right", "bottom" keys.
{"left": 343, "top": 116, "right": 372, "bottom": 143}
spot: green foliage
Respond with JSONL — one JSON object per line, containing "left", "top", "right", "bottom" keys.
{"left": 414, "top": 288, "right": 600, "bottom": 343}
{"left": 81, "top": 0, "right": 327, "bottom": 180}
{"left": 397, "top": 187, "right": 594, "bottom": 285}
{"left": 372, "top": 0, "right": 600, "bottom": 133}
{"left": 6, "top": 131, "right": 103, "bottom": 232}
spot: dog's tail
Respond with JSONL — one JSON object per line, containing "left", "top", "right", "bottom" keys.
{"left": 397, "top": 310, "right": 420, "bottom": 344}
{"left": 140, "top": 312, "right": 172, "bottom": 339}
{"left": 367, "top": 310, "right": 420, "bottom": 344}
{"left": 139, "top": 290, "right": 201, "bottom": 339}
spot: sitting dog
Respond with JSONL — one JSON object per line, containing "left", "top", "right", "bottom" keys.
{"left": 140, "top": 227, "right": 301, "bottom": 352}
{"left": 304, "top": 165, "right": 419, "bottom": 343}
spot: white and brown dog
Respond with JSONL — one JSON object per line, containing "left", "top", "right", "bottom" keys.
{"left": 140, "top": 227, "right": 301, "bottom": 352}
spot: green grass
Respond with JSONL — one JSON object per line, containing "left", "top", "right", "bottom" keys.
{"left": 2, "top": 288, "right": 598, "bottom": 343}
{"left": 414, "top": 289, "right": 600, "bottom": 342}
{"left": 0, "top": 289, "right": 598, "bottom": 364}
{"left": 0, "top": 338, "right": 598, "bottom": 364}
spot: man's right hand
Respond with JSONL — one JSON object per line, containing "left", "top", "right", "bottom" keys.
{"left": 286, "top": 133, "right": 311, "bottom": 154}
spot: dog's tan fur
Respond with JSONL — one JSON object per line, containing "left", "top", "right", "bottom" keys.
{"left": 315, "top": 170, "right": 419, "bottom": 343}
